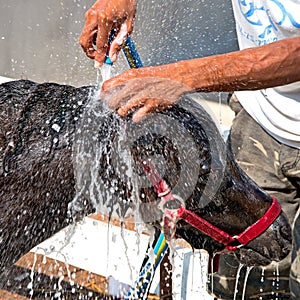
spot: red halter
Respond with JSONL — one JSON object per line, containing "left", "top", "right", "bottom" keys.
{"left": 140, "top": 159, "right": 282, "bottom": 251}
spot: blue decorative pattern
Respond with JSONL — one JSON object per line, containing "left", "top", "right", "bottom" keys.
{"left": 237, "top": 0, "right": 300, "bottom": 45}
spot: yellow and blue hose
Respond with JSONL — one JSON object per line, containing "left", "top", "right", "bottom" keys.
{"left": 104, "top": 34, "right": 143, "bottom": 69}
{"left": 124, "top": 233, "right": 168, "bottom": 300}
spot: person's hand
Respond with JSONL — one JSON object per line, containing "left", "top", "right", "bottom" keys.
{"left": 101, "top": 68, "right": 193, "bottom": 122}
{"left": 79, "top": 0, "right": 136, "bottom": 67}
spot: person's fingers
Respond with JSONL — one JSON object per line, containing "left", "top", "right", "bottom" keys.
{"left": 78, "top": 8, "right": 101, "bottom": 59}
{"left": 126, "top": 17, "right": 135, "bottom": 36}
{"left": 109, "top": 23, "right": 128, "bottom": 62}
{"left": 103, "top": 76, "right": 185, "bottom": 122}
{"left": 117, "top": 96, "right": 145, "bottom": 117}
{"left": 104, "top": 83, "right": 136, "bottom": 110}
{"left": 103, "top": 67, "right": 155, "bottom": 91}
{"left": 78, "top": 26, "right": 97, "bottom": 59}
{"left": 105, "top": 77, "right": 159, "bottom": 111}
{"left": 102, "top": 69, "right": 136, "bottom": 91}
{"left": 94, "top": 18, "right": 114, "bottom": 66}
{"left": 117, "top": 96, "right": 166, "bottom": 122}
{"left": 102, "top": 76, "right": 126, "bottom": 91}
{"left": 108, "top": 19, "right": 134, "bottom": 62}
{"left": 79, "top": 0, "right": 137, "bottom": 65}
{"left": 131, "top": 103, "right": 156, "bottom": 123}
{"left": 94, "top": 14, "right": 135, "bottom": 65}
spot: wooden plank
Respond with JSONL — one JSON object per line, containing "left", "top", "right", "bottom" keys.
{"left": 0, "top": 290, "right": 29, "bottom": 300}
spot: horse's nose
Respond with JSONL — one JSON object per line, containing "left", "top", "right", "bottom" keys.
{"left": 237, "top": 212, "right": 292, "bottom": 266}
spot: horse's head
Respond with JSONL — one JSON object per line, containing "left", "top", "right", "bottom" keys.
{"left": 81, "top": 94, "right": 291, "bottom": 267}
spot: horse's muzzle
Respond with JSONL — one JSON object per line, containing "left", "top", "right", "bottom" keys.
{"left": 236, "top": 211, "right": 292, "bottom": 266}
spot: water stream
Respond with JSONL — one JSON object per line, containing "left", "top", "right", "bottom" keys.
{"left": 241, "top": 266, "right": 253, "bottom": 300}
{"left": 70, "top": 65, "right": 160, "bottom": 297}
{"left": 273, "top": 262, "right": 280, "bottom": 300}
{"left": 233, "top": 263, "right": 244, "bottom": 300}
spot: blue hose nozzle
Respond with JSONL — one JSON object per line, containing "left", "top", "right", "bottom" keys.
{"left": 104, "top": 31, "right": 143, "bottom": 68}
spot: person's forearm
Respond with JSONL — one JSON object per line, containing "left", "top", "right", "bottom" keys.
{"left": 168, "top": 35, "right": 300, "bottom": 92}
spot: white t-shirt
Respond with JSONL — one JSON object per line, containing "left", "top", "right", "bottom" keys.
{"left": 231, "top": 0, "right": 300, "bottom": 149}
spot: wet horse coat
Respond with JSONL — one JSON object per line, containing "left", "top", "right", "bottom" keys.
{"left": 0, "top": 80, "right": 291, "bottom": 283}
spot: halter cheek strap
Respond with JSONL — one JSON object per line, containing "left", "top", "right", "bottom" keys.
{"left": 140, "top": 159, "right": 282, "bottom": 251}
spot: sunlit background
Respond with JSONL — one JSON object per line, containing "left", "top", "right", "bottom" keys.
{"left": 0, "top": 0, "right": 238, "bottom": 87}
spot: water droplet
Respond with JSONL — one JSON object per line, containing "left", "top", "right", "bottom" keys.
{"left": 51, "top": 123, "right": 61, "bottom": 132}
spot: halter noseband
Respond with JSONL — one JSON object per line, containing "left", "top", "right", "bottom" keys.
{"left": 141, "top": 160, "right": 282, "bottom": 251}
{"left": 163, "top": 196, "right": 281, "bottom": 251}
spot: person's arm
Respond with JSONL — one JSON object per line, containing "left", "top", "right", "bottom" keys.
{"left": 78, "top": 0, "right": 136, "bottom": 67}
{"left": 172, "top": 35, "right": 300, "bottom": 92}
{"left": 102, "top": 35, "right": 300, "bottom": 121}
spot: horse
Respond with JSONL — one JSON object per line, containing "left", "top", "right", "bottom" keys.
{"left": 0, "top": 80, "right": 291, "bottom": 290}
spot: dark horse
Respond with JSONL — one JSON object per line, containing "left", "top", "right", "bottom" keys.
{"left": 0, "top": 80, "right": 291, "bottom": 285}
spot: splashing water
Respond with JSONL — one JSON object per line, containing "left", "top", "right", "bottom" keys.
{"left": 260, "top": 267, "right": 265, "bottom": 294}
{"left": 233, "top": 263, "right": 244, "bottom": 300}
{"left": 28, "top": 250, "right": 38, "bottom": 299}
{"left": 120, "top": 225, "right": 135, "bottom": 282}
{"left": 99, "top": 64, "right": 112, "bottom": 84}
{"left": 27, "top": 246, "right": 75, "bottom": 299}
{"left": 71, "top": 96, "right": 140, "bottom": 221}
{"left": 69, "top": 67, "right": 157, "bottom": 296}
{"left": 71, "top": 62, "right": 141, "bottom": 223}
{"left": 71, "top": 83, "right": 203, "bottom": 225}
{"left": 241, "top": 266, "right": 253, "bottom": 300}
{"left": 273, "top": 262, "right": 280, "bottom": 300}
